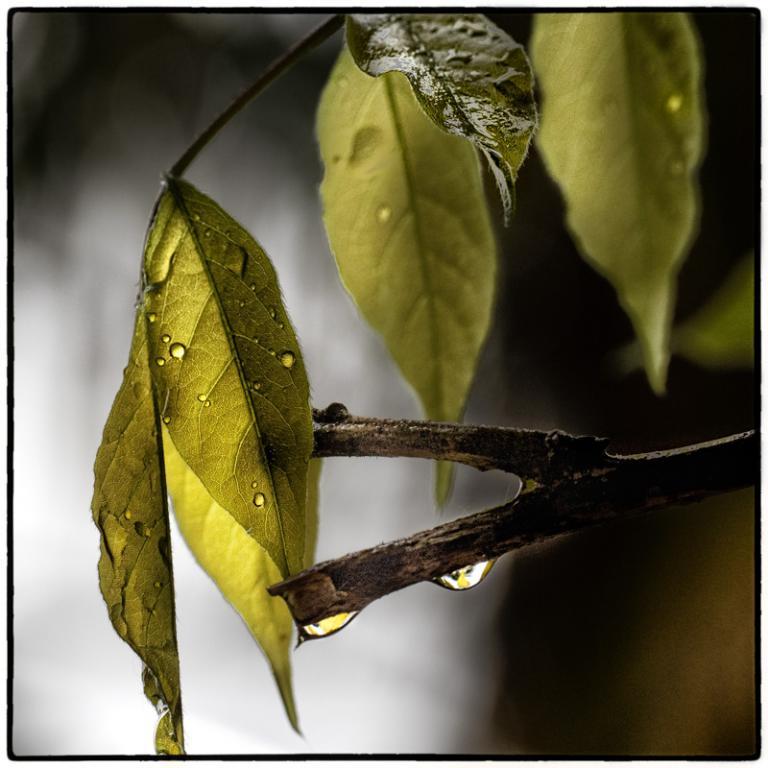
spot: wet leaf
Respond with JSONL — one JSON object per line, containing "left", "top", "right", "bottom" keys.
{"left": 346, "top": 13, "right": 537, "bottom": 220}
{"left": 91, "top": 316, "right": 184, "bottom": 755}
{"left": 532, "top": 13, "right": 705, "bottom": 394}
{"left": 318, "top": 49, "right": 496, "bottom": 505}
{"left": 304, "top": 458, "right": 322, "bottom": 568}
{"left": 162, "top": 432, "right": 300, "bottom": 731}
{"left": 144, "top": 178, "right": 313, "bottom": 577}
{"left": 675, "top": 253, "right": 754, "bottom": 369}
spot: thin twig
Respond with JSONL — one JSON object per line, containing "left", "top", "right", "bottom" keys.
{"left": 312, "top": 403, "right": 610, "bottom": 485}
{"left": 274, "top": 427, "right": 756, "bottom": 626}
{"left": 169, "top": 14, "right": 344, "bottom": 178}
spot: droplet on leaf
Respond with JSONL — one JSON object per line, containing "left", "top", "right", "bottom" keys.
{"left": 161, "top": 334, "right": 171, "bottom": 344}
{"left": 169, "top": 342, "right": 186, "bottom": 359}
{"left": 162, "top": 415, "right": 171, "bottom": 425}
{"left": 146, "top": 312, "right": 157, "bottom": 323}
{"left": 253, "top": 492, "right": 266, "bottom": 507}
{"left": 197, "top": 394, "right": 207, "bottom": 402}
{"left": 155, "top": 357, "right": 166, "bottom": 367}
{"left": 279, "top": 351, "right": 295, "bottom": 369}
{"left": 666, "top": 92, "right": 683, "bottom": 113}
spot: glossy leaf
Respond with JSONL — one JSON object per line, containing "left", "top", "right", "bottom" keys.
{"left": 162, "top": 432, "right": 300, "bottom": 730}
{"left": 675, "top": 253, "right": 754, "bottom": 369}
{"left": 532, "top": 13, "right": 705, "bottom": 394}
{"left": 346, "top": 13, "right": 537, "bottom": 219}
{"left": 143, "top": 179, "right": 313, "bottom": 577}
{"left": 318, "top": 49, "right": 496, "bottom": 504}
{"left": 91, "top": 316, "right": 184, "bottom": 755}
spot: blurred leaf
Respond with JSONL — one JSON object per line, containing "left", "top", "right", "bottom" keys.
{"left": 91, "top": 317, "right": 184, "bottom": 755}
{"left": 162, "top": 432, "right": 300, "bottom": 731}
{"left": 317, "top": 49, "right": 496, "bottom": 505}
{"left": 346, "top": 13, "right": 537, "bottom": 220}
{"left": 532, "top": 13, "right": 705, "bottom": 394}
{"left": 675, "top": 253, "right": 754, "bottom": 369}
{"left": 144, "top": 179, "right": 313, "bottom": 577}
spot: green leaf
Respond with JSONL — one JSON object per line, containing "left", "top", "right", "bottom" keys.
{"left": 162, "top": 432, "right": 300, "bottom": 731}
{"left": 531, "top": 13, "right": 705, "bottom": 394}
{"left": 317, "top": 49, "right": 496, "bottom": 505}
{"left": 675, "top": 253, "right": 754, "bottom": 369}
{"left": 304, "top": 458, "right": 322, "bottom": 568}
{"left": 143, "top": 178, "right": 313, "bottom": 578}
{"left": 346, "top": 13, "right": 537, "bottom": 220}
{"left": 91, "top": 316, "right": 184, "bottom": 755}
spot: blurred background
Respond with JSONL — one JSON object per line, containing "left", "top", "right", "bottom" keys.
{"left": 11, "top": 10, "right": 757, "bottom": 756}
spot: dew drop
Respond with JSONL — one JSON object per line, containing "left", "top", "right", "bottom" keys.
{"left": 155, "top": 357, "right": 166, "bottom": 367}
{"left": 146, "top": 312, "right": 157, "bottom": 323}
{"left": 162, "top": 415, "right": 171, "bottom": 425}
{"left": 197, "top": 394, "right": 207, "bottom": 402}
{"left": 125, "top": 510, "right": 133, "bottom": 520}
{"left": 250, "top": 283, "right": 257, "bottom": 291}
{"left": 300, "top": 611, "right": 358, "bottom": 640}
{"left": 154, "top": 581, "right": 162, "bottom": 590}
{"left": 666, "top": 92, "right": 683, "bottom": 113}
{"left": 376, "top": 204, "right": 392, "bottom": 224}
{"left": 204, "top": 229, "right": 212, "bottom": 238}
{"left": 134, "top": 522, "right": 151, "bottom": 537}
{"left": 239, "top": 300, "right": 245, "bottom": 308}
{"left": 204, "top": 400, "right": 211, "bottom": 407}
{"left": 161, "top": 334, "right": 171, "bottom": 344}
{"left": 253, "top": 492, "right": 266, "bottom": 507}
{"left": 169, "top": 342, "right": 186, "bottom": 359}
{"left": 251, "top": 481, "right": 259, "bottom": 489}
{"left": 434, "top": 560, "right": 496, "bottom": 591}
{"left": 269, "top": 307, "right": 276, "bottom": 319}
{"left": 279, "top": 351, "right": 296, "bottom": 369}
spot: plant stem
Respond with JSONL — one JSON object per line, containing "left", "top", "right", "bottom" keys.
{"left": 169, "top": 14, "right": 344, "bottom": 178}
{"left": 276, "top": 424, "right": 756, "bottom": 626}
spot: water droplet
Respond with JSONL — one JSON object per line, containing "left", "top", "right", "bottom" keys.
{"left": 134, "top": 522, "right": 151, "bottom": 537}
{"left": 269, "top": 307, "right": 276, "bottom": 319}
{"left": 204, "top": 400, "right": 211, "bottom": 407}
{"left": 251, "top": 481, "right": 259, "bottom": 489}
{"left": 250, "top": 283, "right": 257, "bottom": 291}
{"left": 376, "top": 205, "right": 392, "bottom": 224}
{"left": 434, "top": 560, "right": 496, "bottom": 591}
{"left": 154, "top": 581, "right": 162, "bottom": 589}
{"left": 197, "top": 394, "right": 207, "bottom": 402}
{"left": 169, "top": 342, "right": 186, "bottom": 359}
{"left": 349, "top": 127, "right": 382, "bottom": 166}
{"left": 162, "top": 415, "right": 171, "bottom": 425}
{"left": 268, "top": 348, "right": 276, "bottom": 356}
{"left": 146, "top": 312, "right": 157, "bottom": 323}
{"left": 277, "top": 322, "right": 284, "bottom": 330}
{"left": 666, "top": 92, "right": 683, "bottom": 113}
{"left": 204, "top": 229, "right": 212, "bottom": 238}
{"left": 125, "top": 510, "right": 133, "bottom": 520}
{"left": 161, "top": 334, "right": 171, "bottom": 343}
{"left": 253, "top": 492, "right": 266, "bottom": 507}
{"left": 279, "top": 351, "right": 295, "bottom": 369}
{"left": 300, "top": 612, "right": 358, "bottom": 640}
{"left": 155, "top": 357, "right": 166, "bottom": 367}
{"left": 251, "top": 381, "right": 262, "bottom": 391}
{"left": 238, "top": 300, "right": 245, "bottom": 308}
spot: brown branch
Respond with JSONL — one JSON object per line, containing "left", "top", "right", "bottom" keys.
{"left": 274, "top": 425, "right": 756, "bottom": 627}
{"left": 311, "top": 403, "right": 610, "bottom": 485}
